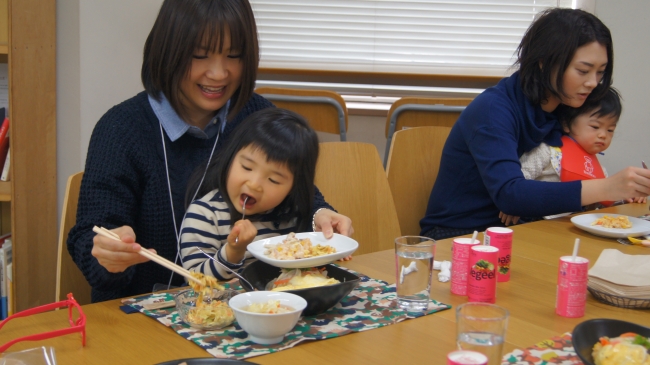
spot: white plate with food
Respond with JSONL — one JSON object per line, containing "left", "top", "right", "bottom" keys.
{"left": 247, "top": 232, "right": 358, "bottom": 268}
{"left": 570, "top": 213, "right": 650, "bottom": 238}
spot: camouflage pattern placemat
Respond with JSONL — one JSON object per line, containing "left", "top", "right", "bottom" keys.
{"left": 502, "top": 333, "right": 582, "bottom": 364}
{"left": 124, "top": 268, "right": 450, "bottom": 360}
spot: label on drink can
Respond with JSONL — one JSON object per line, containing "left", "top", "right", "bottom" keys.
{"left": 485, "top": 227, "right": 513, "bottom": 282}
{"left": 447, "top": 350, "right": 488, "bottom": 365}
{"left": 556, "top": 256, "right": 589, "bottom": 318}
{"left": 451, "top": 238, "right": 480, "bottom": 296}
{"left": 467, "top": 245, "right": 499, "bottom": 303}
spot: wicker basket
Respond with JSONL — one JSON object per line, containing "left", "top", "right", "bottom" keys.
{"left": 588, "top": 287, "right": 650, "bottom": 309}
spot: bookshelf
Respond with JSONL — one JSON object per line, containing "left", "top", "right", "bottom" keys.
{"left": 0, "top": 0, "right": 57, "bottom": 311}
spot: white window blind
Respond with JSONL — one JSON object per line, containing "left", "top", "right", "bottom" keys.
{"left": 251, "top": 0, "right": 578, "bottom": 77}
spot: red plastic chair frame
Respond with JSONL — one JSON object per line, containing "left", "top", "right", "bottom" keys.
{"left": 0, "top": 293, "right": 86, "bottom": 352}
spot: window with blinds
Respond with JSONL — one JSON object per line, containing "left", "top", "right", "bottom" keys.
{"left": 251, "top": 0, "right": 578, "bottom": 77}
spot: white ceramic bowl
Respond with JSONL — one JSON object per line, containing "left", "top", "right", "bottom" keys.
{"left": 229, "top": 291, "right": 307, "bottom": 344}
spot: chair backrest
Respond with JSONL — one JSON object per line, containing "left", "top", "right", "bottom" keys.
{"left": 385, "top": 126, "right": 452, "bottom": 236}
{"left": 383, "top": 96, "right": 472, "bottom": 165}
{"left": 315, "top": 142, "right": 401, "bottom": 255}
{"left": 255, "top": 86, "right": 348, "bottom": 141}
{"left": 55, "top": 172, "right": 91, "bottom": 305}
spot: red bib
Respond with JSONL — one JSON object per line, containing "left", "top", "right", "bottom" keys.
{"left": 560, "top": 135, "right": 612, "bottom": 206}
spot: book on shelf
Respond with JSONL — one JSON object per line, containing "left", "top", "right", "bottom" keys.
{"left": 0, "top": 148, "right": 9, "bottom": 181}
{"left": 0, "top": 112, "right": 8, "bottom": 174}
{"left": 6, "top": 262, "right": 11, "bottom": 316}
{"left": 0, "top": 238, "right": 11, "bottom": 319}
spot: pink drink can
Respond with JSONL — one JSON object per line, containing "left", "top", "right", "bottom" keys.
{"left": 467, "top": 245, "right": 499, "bottom": 303}
{"left": 484, "top": 227, "right": 513, "bottom": 282}
{"left": 451, "top": 237, "right": 480, "bottom": 295}
{"left": 447, "top": 350, "right": 488, "bottom": 365}
{"left": 556, "top": 256, "right": 589, "bottom": 318}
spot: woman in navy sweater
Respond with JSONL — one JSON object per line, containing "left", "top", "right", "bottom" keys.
{"left": 421, "top": 8, "right": 650, "bottom": 240}
{"left": 67, "top": 0, "right": 352, "bottom": 302}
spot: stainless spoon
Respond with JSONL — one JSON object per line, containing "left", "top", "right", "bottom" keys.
{"left": 196, "top": 247, "right": 257, "bottom": 290}
{"left": 235, "top": 196, "right": 249, "bottom": 244}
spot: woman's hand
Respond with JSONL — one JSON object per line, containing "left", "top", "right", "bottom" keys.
{"left": 92, "top": 226, "right": 151, "bottom": 273}
{"left": 226, "top": 219, "right": 257, "bottom": 264}
{"left": 499, "top": 212, "right": 520, "bottom": 226}
{"left": 582, "top": 167, "right": 650, "bottom": 205}
{"left": 313, "top": 208, "right": 354, "bottom": 238}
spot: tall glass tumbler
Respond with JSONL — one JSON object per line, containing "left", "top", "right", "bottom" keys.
{"left": 395, "top": 236, "right": 436, "bottom": 312}
{"left": 456, "top": 303, "right": 509, "bottom": 365}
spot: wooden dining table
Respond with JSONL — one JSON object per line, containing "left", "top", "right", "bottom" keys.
{"left": 1, "top": 203, "right": 649, "bottom": 364}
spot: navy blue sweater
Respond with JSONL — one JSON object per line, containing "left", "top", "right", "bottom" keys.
{"left": 68, "top": 92, "right": 332, "bottom": 302}
{"left": 420, "top": 72, "right": 582, "bottom": 235}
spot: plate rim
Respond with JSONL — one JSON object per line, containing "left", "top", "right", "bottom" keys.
{"left": 246, "top": 232, "right": 359, "bottom": 268}
{"left": 570, "top": 213, "right": 650, "bottom": 238}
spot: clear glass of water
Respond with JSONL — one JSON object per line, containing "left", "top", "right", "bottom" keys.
{"left": 456, "top": 303, "right": 509, "bottom": 365}
{"left": 395, "top": 236, "right": 435, "bottom": 312}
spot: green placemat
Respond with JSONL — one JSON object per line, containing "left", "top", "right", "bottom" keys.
{"left": 125, "top": 267, "right": 451, "bottom": 360}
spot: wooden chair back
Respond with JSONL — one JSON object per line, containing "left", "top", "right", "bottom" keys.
{"left": 55, "top": 172, "right": 91, "bottom": 304}
{"left": 385, "top": 126, "right": 452, "bottom": 236}
{"left": 383, "top": 96, "right": 472, "bottom": 165}
{"left": 255, "top": 86, "right": 348, "bottom": 140}
{"left": 315, "top": 142, "right": 401, "bottom": 255}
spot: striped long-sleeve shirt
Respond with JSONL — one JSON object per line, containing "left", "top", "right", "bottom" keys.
{"left": 180, "top": 189, "right": 297, "bottom": 280}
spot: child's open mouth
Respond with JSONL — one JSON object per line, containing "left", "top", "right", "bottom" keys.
{"left": 241, "top": 194, "right": 256, "bottom": 208}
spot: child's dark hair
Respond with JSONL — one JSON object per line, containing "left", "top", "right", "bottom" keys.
{"left": 557, "top": 87, "right": 622, "bottom": 130}
{"left": 516, "top": 8, "right": 613, "bottom": 105}
{"left": 188, "top": 108, "right": 319, "bottom": 232}
{"left": 141, "top": 0, "right": 259, "bottom": 120}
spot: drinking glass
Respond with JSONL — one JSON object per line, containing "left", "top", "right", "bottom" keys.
{"left": 456, "top": 303, "right": 509, "bottom": 365}
{"left": 395, "top": 236, "right": 435, "bottom": 312}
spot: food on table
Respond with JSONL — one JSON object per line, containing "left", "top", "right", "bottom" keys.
{"left": 186, "top": 272, "right": 234, "bottom": 328}
{"left": 243, "top": 299, "right": 295, "bottom": 314}
{"left": 592, "top": 332, "right": 650, "bottom": 365}
{"left": 264, "top": 232, "right": 336, "bottom": 260}
{"left": 591, "top": 215, "right": 633, "bottom": 229}
{"left": 266, "top": 267, "right": 340, "bottom": 291}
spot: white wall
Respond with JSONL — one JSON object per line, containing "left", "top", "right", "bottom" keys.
{"left": 56, "top": 1, "right": 650, "bottom": 216}
{"left": 594, "top": 0, "right": 650, "bottom": 175}
{"left": 56, "top": 0, "right": 161, "bottom": 215}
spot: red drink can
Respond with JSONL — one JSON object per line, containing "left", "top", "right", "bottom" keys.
{"left": 447, "top": 350, "right": 488, "bottom": 365}
{"left": 556, "top": 256, "right": 589, "bottom": 318}
{"left": 451, "top": 237, "right": 480, "bottom": 296}
{"left": 484, "top": 227, "right": 513, "bottom": 282}
{"left": 467, "top": 245, "right": 499, "bottom": 303}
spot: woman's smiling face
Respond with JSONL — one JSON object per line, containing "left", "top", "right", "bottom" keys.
{"left": 179, "top": 29, "right": 243, "bottom": 128}
{"left": 543, "top": 41, "right": 608, "bottom": 112}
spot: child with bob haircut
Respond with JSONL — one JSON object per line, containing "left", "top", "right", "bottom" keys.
{"left": 180, "top": 108, "right": 319, "bottom": 279}
{"left": 68, "top": 0, "right": 351, "bottom": 303}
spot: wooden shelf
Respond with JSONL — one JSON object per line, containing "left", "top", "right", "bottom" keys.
{"left": 0, "top": 44, "right": 6, "bottom": 55}
{"left": 0, "top": 181, "right": 9, "bottom": 201}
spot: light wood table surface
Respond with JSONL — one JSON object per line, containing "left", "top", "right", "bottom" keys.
{"left": 0, "top": 203, "right": 649, "bottom": 364}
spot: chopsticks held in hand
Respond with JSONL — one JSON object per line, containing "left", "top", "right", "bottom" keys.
{"left": 92, "top": 226, "right": 201, "bottom": 285}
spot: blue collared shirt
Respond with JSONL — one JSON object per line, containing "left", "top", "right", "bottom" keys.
{"left": 148, "top": 93, "right": 229, "bottom": 141}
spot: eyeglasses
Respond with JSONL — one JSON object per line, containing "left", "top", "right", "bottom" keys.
{"left": 0, "top": 293, "right": 86, "bottom": 352}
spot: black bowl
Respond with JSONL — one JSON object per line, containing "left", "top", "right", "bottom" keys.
{"left": 240, "top": 260, "right": 360, "bottom": 316}
{"left": 572, "top": 318, "right": 650, "bottom": 365}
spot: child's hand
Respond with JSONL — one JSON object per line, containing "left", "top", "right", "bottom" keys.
{"left": 225, "top": 220, "right": 257, "bottom": 264}
{"left": 499, "top": 212, "right": 520, "bottom": 226}
{"left": 627, "top": 196, "right": 648, "bottom": 204}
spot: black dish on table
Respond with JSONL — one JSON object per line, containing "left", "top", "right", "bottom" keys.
{"left": 155, "top": 358, "right": 255, "bottom": 364}
{"left": 240, "top": 259, "right": 361, "bottom": 316}
{"left": 572, "top": 318, "right": 650, "bottom": 365}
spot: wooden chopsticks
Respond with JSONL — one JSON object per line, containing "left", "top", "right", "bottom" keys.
{"left": 92, "top": 226, "right": 201, "bottom": 285}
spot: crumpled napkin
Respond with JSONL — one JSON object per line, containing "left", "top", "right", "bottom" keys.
{"left": 434, "top": 260, "right": 451, "bottom": 282}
